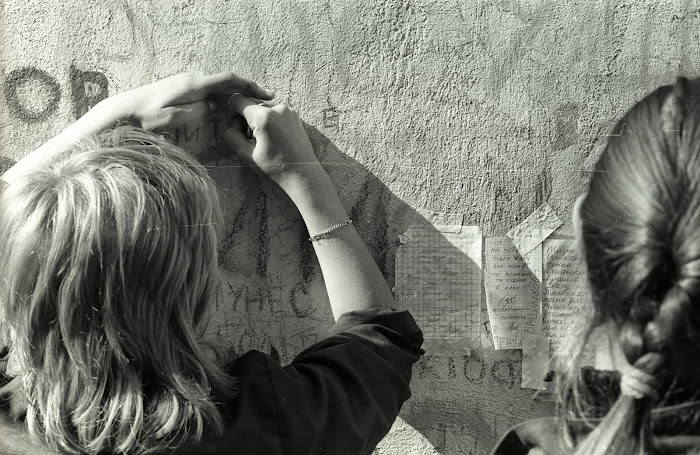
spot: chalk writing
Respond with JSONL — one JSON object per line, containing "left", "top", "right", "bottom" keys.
{"left": 255, "top": 188, "right": 269, "bottom": 277}
{"left": 174, "top": 123, "right": 201, "bottom": 143}
{"left": 322, "top": 105, "right": 340, "bottom": 129}
{"left": 447, "top": 357, "right": 457, "bottom": 380}
{"left": 288, "top": 281, "right": 317, "bottom": 318}
{"left": 484, "top": 237, "right": 540, "bottom": 349}
{"left": 463, "top": 355, "right": 486, "bottom": 383}
{"left": 542, "top": 239, "right": 588, "bottom": 355}
{"left": 4, "top": 67, "right": 61, "bottom": 123}
{"left": 69, "top": 65, "right": 109, "bottom": 119}
{"left": 491, "top": 358, "right": 516, "bottom": 388}
{"left": 417, "top": 357, "right": 443, "bottom": 381}
{"left": 413, "top": 354, "right": 519, "bottom": 388}
{"left": 350, "top": 174, "right": 392, "bottom": 277}
{"left": 395, "top": 210, "right": 482, "bottom": 354}
{"left": 4, "top": 66, "right": 110, "bottom": 123}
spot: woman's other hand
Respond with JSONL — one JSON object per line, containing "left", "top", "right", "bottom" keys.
{"left": 224, "top": 95, "right": 325, "bottom": 198}
{"left": 0, "top": 72, "right": 273, "bottom": 185}
{"left": 111, "top": 72, "right": 275, "bottom": 131}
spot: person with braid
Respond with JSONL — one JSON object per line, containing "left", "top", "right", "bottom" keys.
{"left": 492, "top": 77, "right": 700, "bottom": 455}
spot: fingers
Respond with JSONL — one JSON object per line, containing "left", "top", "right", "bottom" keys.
{"left": 178, "top": 72, "right": 275, "bottom": 104}
{"left": 217, "top": 72, "right": 275, "bottom": 100}
{"left": 228, "top": 94, "right": 267, "bottom": 129}
{"left": 223, "top": 116, "right": 256, "bottom": 160}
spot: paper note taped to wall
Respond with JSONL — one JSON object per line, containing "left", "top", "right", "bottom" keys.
{"left": 395, "top": 210, "right": 482, "bottom": 356}
{"left": 542, "top": 239, "right": 592, "bottom": 359}
{"left": 507, "top": 203, "right": 562, "bottom": 258}
{"left": 485, "top": 238, "right": 541, "bottom": 349}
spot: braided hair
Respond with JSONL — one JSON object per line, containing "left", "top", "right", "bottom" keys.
{"left": 570, "top": 77, "right": 700, "bottom": 454}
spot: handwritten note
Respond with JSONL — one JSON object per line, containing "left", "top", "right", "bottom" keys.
{"left": 485, "top": 238, "right": 541, "bottom": 349}
{"left": 542, "top": 239, "right": 589, "bottom": 357}
{"left": 395, "top": 210, "right": 482, "bottom": 355}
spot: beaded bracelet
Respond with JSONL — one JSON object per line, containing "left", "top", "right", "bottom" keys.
{"left": 308, "top": 219, "right": 353, "bottom": 242}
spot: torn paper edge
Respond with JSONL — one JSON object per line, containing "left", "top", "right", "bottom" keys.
{"left": 522, "top": 243, "right": 543, "bottom": 284}
{"left": 480, "top": 307, "right": 494, "bottom": 350}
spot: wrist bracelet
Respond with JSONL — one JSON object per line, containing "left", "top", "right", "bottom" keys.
{"left": 308, "top": 219, "right": 353, "bottom": 242}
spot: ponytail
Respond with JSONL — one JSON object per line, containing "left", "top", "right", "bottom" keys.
{"left": 572, "top": 353, "right": 663, "bottom": 455}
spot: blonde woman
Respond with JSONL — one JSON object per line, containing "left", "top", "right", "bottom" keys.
{"left": 0, "top": 72, "right": 423, "bottom": 454}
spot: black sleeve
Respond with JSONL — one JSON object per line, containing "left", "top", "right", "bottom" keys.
{"left": 270, "top": 308, "right": 423, "bottom": 455}
{"left": 491, "top": 428, "right": 531, "bottom": 455}
{"left": 490, "top": 417, "right": 572, "bottom": 455}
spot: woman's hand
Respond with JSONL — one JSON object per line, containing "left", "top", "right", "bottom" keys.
{"left": 109, "top": 72, "right": 275, "bottom": 130}
{"left": 224, "top": 94, "right": 326, "bottom": 197}
{"left": 223, "top": 94, "right": 395, "bottom": 321}
{"left": 1, "top": 72, "right": 274, "bottom": 185}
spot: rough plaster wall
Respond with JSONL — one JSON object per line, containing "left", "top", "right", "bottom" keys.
{"left": 2, "top": 1, "right": 700, "bottom": 453}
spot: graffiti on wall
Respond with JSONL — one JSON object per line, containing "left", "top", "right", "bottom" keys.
{"left": 4, "top": 65, "right": 109, "bottom": 123}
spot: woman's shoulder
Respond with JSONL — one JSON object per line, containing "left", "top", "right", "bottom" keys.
{"left": 491, "top": 417, "right": 578, "bottom": 455}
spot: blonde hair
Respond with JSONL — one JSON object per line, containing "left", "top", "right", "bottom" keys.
{"left": 0, "top": 126, "right": 233, "bottom": 454}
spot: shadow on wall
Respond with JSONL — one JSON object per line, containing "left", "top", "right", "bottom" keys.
{"left": 0, "top": 108, "right": 526, "bottom": 452}
{"left": 196, "top": 122, "right": 425, "bottom": 359}
{"left": 197, "top": 122, "right": 509, "bottom": 453}
{"left": 304, "top": 127, "right": 532, "bottom": 454}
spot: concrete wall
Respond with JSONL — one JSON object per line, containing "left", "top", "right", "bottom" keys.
{"left": 3, "top": 1, "right": 700, "bottom": 453}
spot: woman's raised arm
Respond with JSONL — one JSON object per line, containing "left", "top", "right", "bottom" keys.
{"left": 1, "top": 72, "right": 274, "bottom": 185}
{"left": 225, "top": 94, "right": 395, "bottom": 321}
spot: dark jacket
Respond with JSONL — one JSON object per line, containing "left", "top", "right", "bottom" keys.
{"left": 0, "top": 308, "right": 424, "bottom": 455}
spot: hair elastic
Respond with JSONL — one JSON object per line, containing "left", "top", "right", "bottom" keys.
{"left": 308, "top": 220, "right": 353, "bottom": 242}
{"left": 620, "top": 364, "right": 660, "bottom": 401}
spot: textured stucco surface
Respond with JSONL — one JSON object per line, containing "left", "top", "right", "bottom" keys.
{"left": 3, "top": 1, "right": 700, "bottom": 453}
